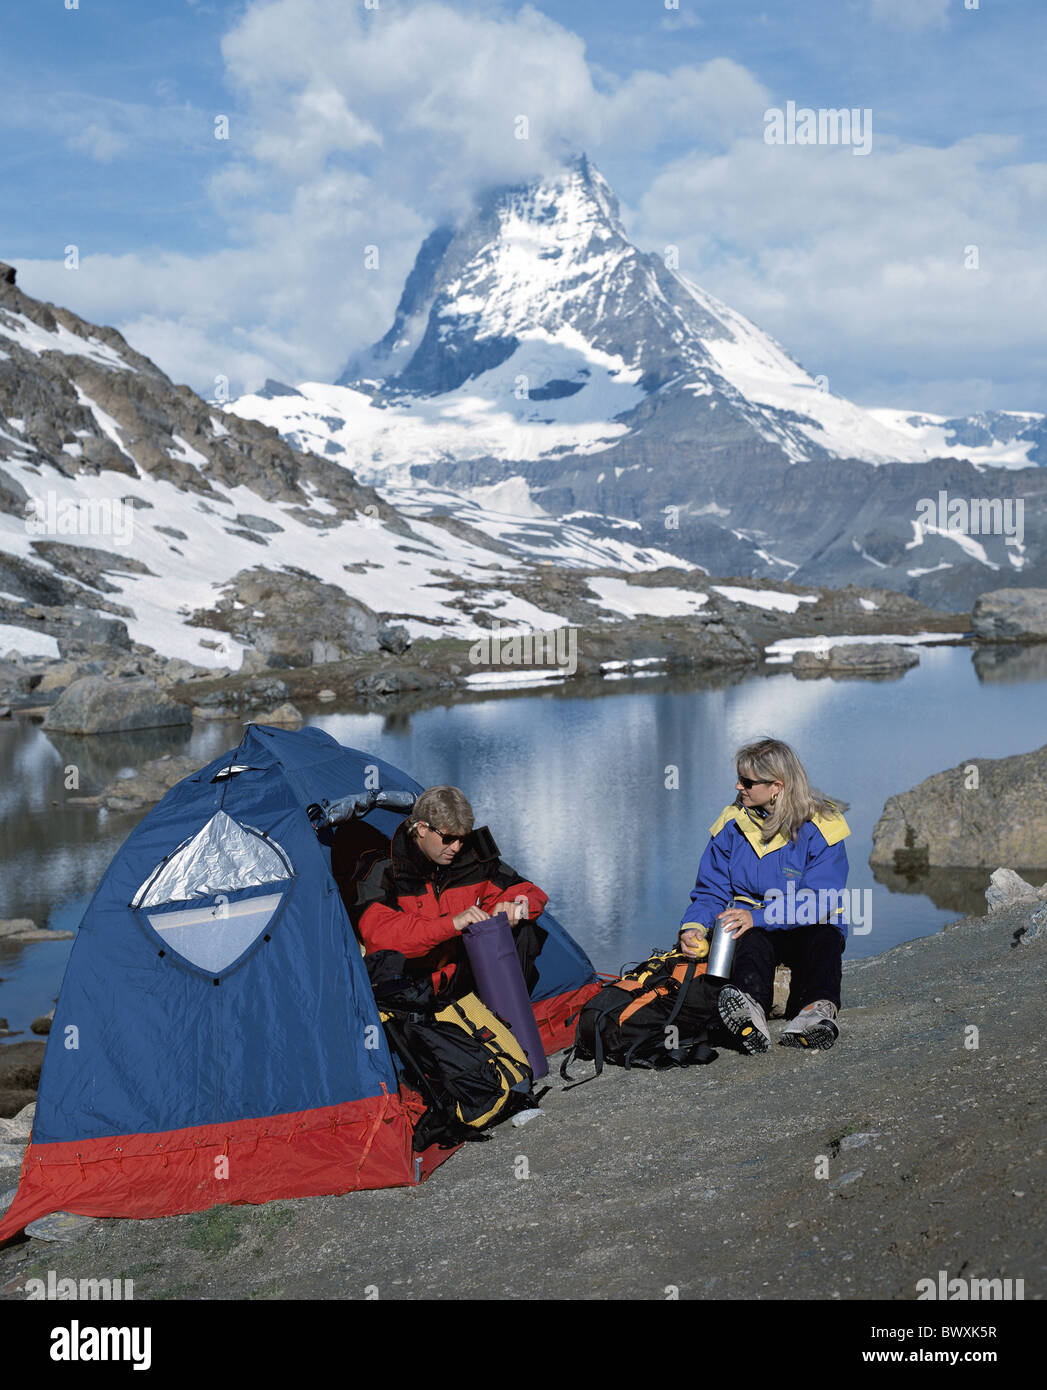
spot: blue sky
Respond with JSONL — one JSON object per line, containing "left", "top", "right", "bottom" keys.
{"left": 2, "top": 0, "right": 1044, "bottom": 415}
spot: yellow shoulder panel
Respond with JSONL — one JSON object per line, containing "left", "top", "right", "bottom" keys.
{"left": 708, "top": 805, "right": 740, "bottom": 837}
{"left": 811, "top": 811, "right": 851, "bottom": 845}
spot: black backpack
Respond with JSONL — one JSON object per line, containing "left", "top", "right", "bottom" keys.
{"left": 365, "top": 951, "right": 537, "bottom": 1150}
{"left": 561, "top": 949, "right": 722, "bottom": 1081}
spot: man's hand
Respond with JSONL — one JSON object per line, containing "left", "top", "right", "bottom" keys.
{"left": 452, "top": 906, "right": 490, "bottom": 932}
{"left": 493, "top": 896, "right": 529, "bottom": 926}
{"left": 678, "top": 926, "right": 707, "bottom": 960}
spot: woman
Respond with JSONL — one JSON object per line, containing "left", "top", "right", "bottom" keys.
{"left": 678, "top": 737, "right": 850, "bottom": 1052}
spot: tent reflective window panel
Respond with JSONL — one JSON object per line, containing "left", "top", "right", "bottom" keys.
{"left": 131, "top": 809, "right": 294, "bottom": 975}
{"left": 132, "top": 810, "right": 293, "bottom": 908}
{"left": 144, "top": 889, "right": 288, "bottom": 975}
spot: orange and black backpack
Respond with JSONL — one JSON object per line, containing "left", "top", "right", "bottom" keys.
{"left": 561, "top": 949, "right": 722, "bottom": 1080}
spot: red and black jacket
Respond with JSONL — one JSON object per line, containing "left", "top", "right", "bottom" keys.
{"left": 350, "top": 821, "right": 548, "bottom": 994}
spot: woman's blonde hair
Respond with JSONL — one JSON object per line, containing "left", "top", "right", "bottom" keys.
{"left": 734, "top": 737, "right": 847, "bottom": 844}
{"left": 405, "top": 786, "right": 474, "bottom": 839}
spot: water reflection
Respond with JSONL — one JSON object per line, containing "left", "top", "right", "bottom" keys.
{"left": 869, "top": 862, "right": 1046, "bottom": 919}
{"left": 972, "top": 643, "right": 1047, "bottom": 684}
{"left": 3, "top": 645, "right": 1047, "bottom": 1037}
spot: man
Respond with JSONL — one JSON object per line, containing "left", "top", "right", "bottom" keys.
{"left": 350, "top": 786, "right": 548, "bottom": 998}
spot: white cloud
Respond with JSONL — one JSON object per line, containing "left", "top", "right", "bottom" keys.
{"left": 67, "top": 120, "right": 130, "bottom": 162}
{"left": 660, "top": 11, "right": 703, "bottom": 32}
{"left": 634, "top": 133, "right": 1047, "bottom": 413}
{"left": 11, "top": 0, "right": 1042, "bottom": 418}
{"left": 16, "top": 0, "right": 772, "bottom": 398}
{"left": 869, "top": 0, "right": 950, "bottom": 32}
{"left": 0, "top": 86, "right": 200, "bottom": 160}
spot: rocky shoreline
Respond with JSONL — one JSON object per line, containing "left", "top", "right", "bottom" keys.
{"left": 0, "top": 879, "right": 1042, "bottom": 1301}
{"left": 7, "top": 579, "right": 1045, "bottom": 735}
{"left": 2, "top": 575, "right": 975, "bottom": 728}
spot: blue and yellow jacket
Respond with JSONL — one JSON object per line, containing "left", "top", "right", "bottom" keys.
{"left": 680, "top": 803, "right": 851, "bottom": 938}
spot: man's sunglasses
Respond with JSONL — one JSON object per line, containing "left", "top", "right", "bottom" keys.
{"left": 737, "top": 776, "right": 774, "bottom": 789}
{"left": 420, "top": 823, "right": 467, "bottom": 846}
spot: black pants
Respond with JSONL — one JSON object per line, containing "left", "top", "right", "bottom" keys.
{"left": 730, "top": 924, "right": 844, "bottom": 1017}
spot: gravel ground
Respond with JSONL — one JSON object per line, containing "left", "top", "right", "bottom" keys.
{"left": 1, "top": 899, "right": 1043, "bottom": 1303}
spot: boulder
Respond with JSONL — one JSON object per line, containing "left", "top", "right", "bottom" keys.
{"left": 193, "top": 677, "right": 289, "bottom": 710}
{"left": 1022, "top": 901, "right": 1047, "bottom": 945}
{"left": 354, "top": 671, "right": 426, "bottom": 696}
{"left": 192, "top": 567, "right": 379, "bottom": 667}
{"left": 193, "top": 704, "right": 237, "bottom": 720}
{"left": 985, "top": 868, "right": 1046, "bottom": 912}
{"left": 54, "top": 609, "right": 133, "bottom": 656}
{"left": 255, "top": 702, "right": 302, "bottom": 726}
{"left": 792, "top": 643, "right": 919, "bottom": 676}
{"left": 0, "top": 919, "right": 74, "bottom": 943}
{"left": 972, "top": 588, "right": 1047, "bottom": 643}
{"left": 238, "top": 648, "right": 273, "bottom": 674}
{"left": 96, "top": 755, "right": 200, "bottom": 812}
{"left": 35, "top": 658, "right": 88, "bottom": 694}
{"left": 770, "top": 966, "right": 791, "bottom": 1019}
{"left": 0, "top": 1042, "right": 46, "bottom": 1111}
{"left": 24, "top": 1211, "right": 100, "bottom": 1243}
{"left": 870, "top": 744, "right": 1047, "bottom": 868}
{"left": 377, "top": 623, "right": 412, "bottom": 656}
{"left": 43, "top": 676, "right": 192, "bottom": 734}
{"left": 235, "top": 513, "right": 284, "bottom": 535}
{"left": 0, "top": 1102, "right": 35, "bottom": 1144}
{"left": 31, "top": 1009, "right": 54, "bottom": 1036}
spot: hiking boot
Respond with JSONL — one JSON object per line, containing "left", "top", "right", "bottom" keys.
{"left": 717, "top": 986, "right": 770, "bottom": 1054}
{"left": 779, "top": 1000, "right": 839, "bottom": 1051}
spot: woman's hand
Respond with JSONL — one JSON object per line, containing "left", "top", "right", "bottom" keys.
{"left": 718, "top": 908, "right": 754, "bottom": 938}
{"left": 678, "top": 927, "right": 708, "bottom": 960}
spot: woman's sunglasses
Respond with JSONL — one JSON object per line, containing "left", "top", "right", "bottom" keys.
{"left": 737, "top": 776, "right": 773, "bottom": 789}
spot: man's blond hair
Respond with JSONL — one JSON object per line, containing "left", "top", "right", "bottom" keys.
{"left": 406, "top": 786, "right": 474, "bottom": 838}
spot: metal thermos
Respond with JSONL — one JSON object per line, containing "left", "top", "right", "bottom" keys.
{"left": 707, "top": 912, "right": 737, "bottom": 979}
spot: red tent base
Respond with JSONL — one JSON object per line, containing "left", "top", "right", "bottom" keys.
{"left": 0, "top": 983, "right": 599, "bottom": 1244}
{"left": 0, "top": 1086, "right": 454, "bottom": 1245}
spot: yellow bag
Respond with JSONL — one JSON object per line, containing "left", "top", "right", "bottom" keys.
{"left": 380, "top": 990, "right": 534, "bottom": 1139}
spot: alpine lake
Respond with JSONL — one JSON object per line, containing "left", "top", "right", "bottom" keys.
{"left": 2, "top": 640, "right": 1046, "bottom": 1040}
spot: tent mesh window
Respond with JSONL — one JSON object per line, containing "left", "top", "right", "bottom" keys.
{"left": 131, "top": 810, "right": 294, "bottom": 974}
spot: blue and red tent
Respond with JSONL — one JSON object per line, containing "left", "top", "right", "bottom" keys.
{"left": 0, "top": 724, "right": 598, "bottom": 1241}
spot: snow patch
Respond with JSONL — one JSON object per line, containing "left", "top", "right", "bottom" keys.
{"left": 0, "top": 624, "right": 61, "bottom": 659}
{"left": 711, "top": 585, "right": 817, "bottom": 613}
{"left": 587, "top": 578, "right": 709, "bottom": 619}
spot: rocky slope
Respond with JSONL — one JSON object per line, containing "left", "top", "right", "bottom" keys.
{"left": 0, "top": 259, "right": 709, "bottom": 677}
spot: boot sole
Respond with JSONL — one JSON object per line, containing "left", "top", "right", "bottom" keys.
{"left": 779, "top": 1019, "right": 839, "bottom": 1051}
{"left": 717, "top": 986, "right": 770, "bottom": 1054}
